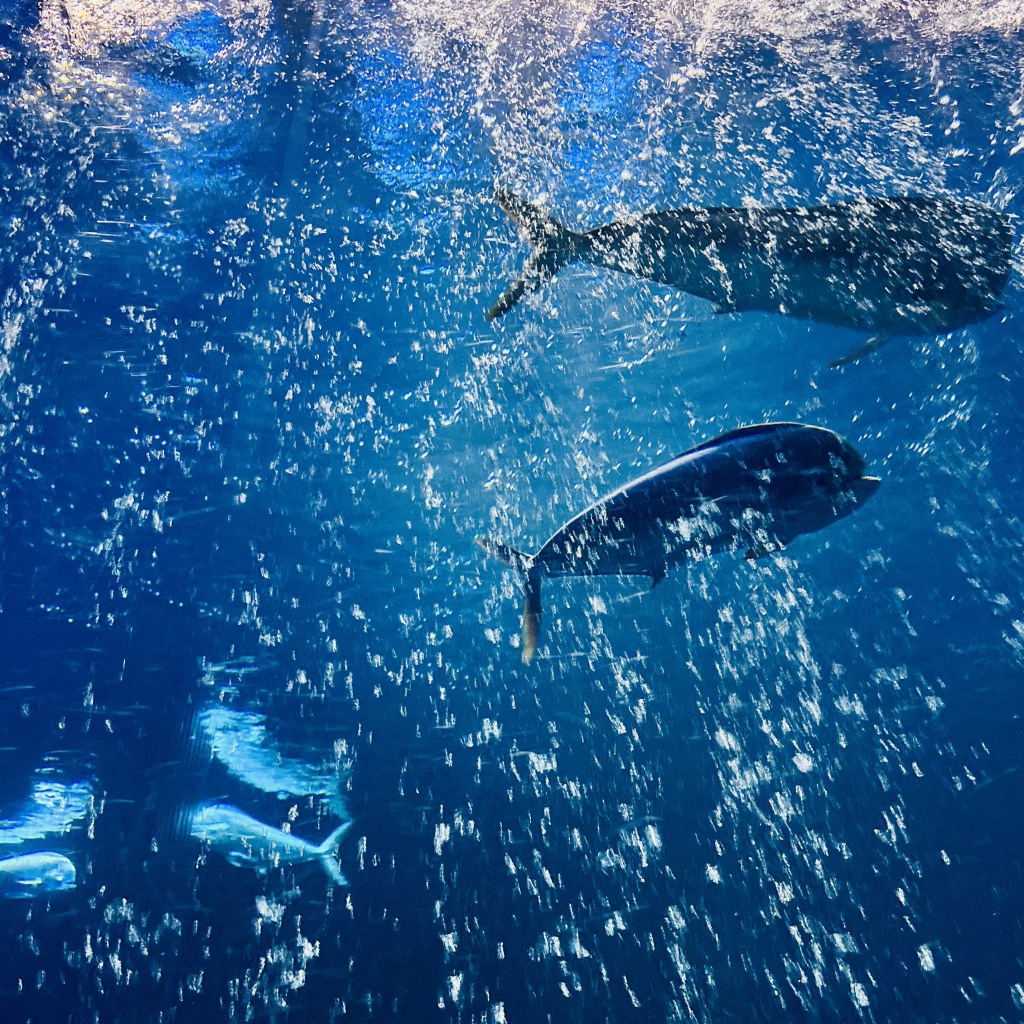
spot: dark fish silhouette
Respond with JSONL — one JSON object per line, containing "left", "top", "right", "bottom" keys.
{"left": 486, "top": 190, "right": 1012, "bottom": 364}
{"left": 477, "top": 422, "right": 879, "bottom": 662}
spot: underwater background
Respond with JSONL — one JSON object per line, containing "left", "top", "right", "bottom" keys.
{"left": 1, "top": 0, "right": 1023, "bottom": 1020}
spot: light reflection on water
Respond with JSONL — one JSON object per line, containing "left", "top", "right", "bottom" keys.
{"left": 0, "top": 780, "right": 93, "bottom": 845}
{"left": 0, "top": 0, "right": 1022, "bottom": 1021}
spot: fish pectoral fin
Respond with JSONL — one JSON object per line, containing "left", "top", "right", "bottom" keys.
{"left": 650, "top": 567, "right": 667, "bottom": 588}
{"left": 828, "top": 334, "right": 891, "bottom": 369}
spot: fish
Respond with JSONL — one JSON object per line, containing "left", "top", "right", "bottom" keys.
{"left": 477, "top": 422, "right": 879, "bottom": 662}
{"left": 197, "top": 706, "right": 347, "bottom": 818}
{"left": 485, "top": 190, "right": 1012, "bottom": 363}
{"left": 0, "top": 852, "right": 77, "bottom": 898}
{"left": 189, "top": 803, "right": 352, "bottom": 885}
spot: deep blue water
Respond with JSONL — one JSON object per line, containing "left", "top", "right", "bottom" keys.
{"left": 1, "top": 1, "right": 1024, "bottom": 1021}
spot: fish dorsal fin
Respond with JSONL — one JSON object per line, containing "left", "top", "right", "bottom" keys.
{"left": 675, "top": 422, "right": 805, "bottom": 458}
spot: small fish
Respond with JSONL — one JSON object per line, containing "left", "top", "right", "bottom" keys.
{"left": 0, "top": 852, "right": 77, "bottom": 898}
{"left": 197, "top": 706, "right": 347, "bottom": 818}
{"left": 486, "top": 189, "right": 1012, "bottom": 363}
{"left": 477, "top": 422, "right": 879, "bottom": 662}
{"left": 190, "top": 803, "right": 351, "bottom": 885}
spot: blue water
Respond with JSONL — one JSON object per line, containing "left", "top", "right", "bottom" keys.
{"left": 1, "top": 1, "right": 1023, "bottom": 1020}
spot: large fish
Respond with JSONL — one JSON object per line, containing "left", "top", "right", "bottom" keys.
{"left": 477, "top": 422, "right": 879, "bottom": 662}
{"left": 0, "top": 851, "right": 77, "bottom": 898}
{"left": 190, "top": 803, "right": 351, "bottom": 885}
{"left": 486, "top": 190, "right": 1012, "bottom": 364}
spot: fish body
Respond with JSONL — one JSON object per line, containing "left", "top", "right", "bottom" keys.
{"left": 478, "top": 422, "right": 880, "bottom": 661}
{"left": 190, "top": 803, "right": 351, "bottom": 885}
{"left": 487, "top": 191, "right": 1012, "bottom": 338}
{"left": 0, "top": 851, "right": 76, "bottom": 897}
{"left": 197, "top": 706, "right": 347, "bottom": 818}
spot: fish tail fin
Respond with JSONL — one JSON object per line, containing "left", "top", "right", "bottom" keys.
{"left": 315, "top": 820, "right": 352, "bottom": 885}
{"left": 316, "top": 820, "right": 352, "bottom": 857}
{"left": 475, "top": 537, "right": 542, "bottom": 663}
{"left": 319, "top": 854, "right": 349, "bottom": 887}
{"left": 486, "top": 189, "right": 588, "bottom": 321}
{"left": 521, "top": 566, "right": 541, "bottom": 664}
{"left": 474, "top": 535, "right": 533, "bottom": 572}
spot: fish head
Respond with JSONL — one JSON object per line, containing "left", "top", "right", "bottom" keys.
{"left": 835, "top": 435, "right": 867, "bottom": 480}
{"left": 189, "top": 803, "right": 237, "bottom": 837}
{"left": 827, "top": 435, "right": 880, "bottom": 510}
{"left": 766, "top": 428, "right": 879, "bottom": 536}
{"left": 38, "top": 854, "right": 77, "bottom": 891}
{"left": 794, "top": 432, "right": 877, "bottom": 502}
{"left": 804, "top": 438, "right": 880, "bottom": 526}
{"left": 847, "top": 474, "right": 881, "bottom": 506}
{"left": 0, "top": 852, "right": 77, "bottom": 894}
